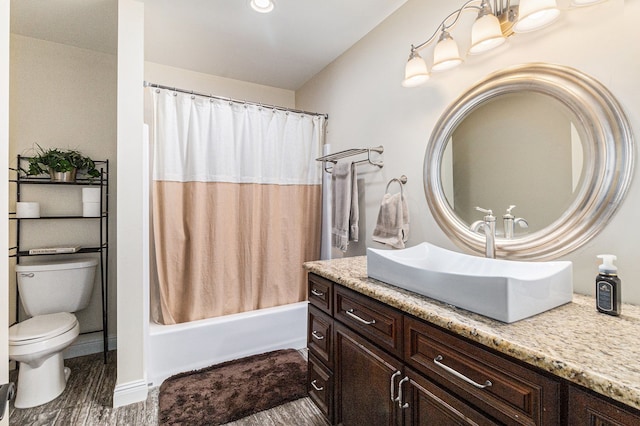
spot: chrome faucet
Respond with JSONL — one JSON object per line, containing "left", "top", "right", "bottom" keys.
{"left": 470, "top": 207, "right": 496, "bottom": 259}
{"left": 502, "top": 205, "right": 529, "bottom": 239}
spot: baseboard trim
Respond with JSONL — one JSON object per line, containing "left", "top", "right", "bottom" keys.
{"left": 113, "top": 378, "right": 148, "bottom": 408}
{"left": 64, "top": 333, "right": 117, "bottom": 359}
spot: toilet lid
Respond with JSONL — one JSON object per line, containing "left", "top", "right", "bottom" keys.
{"left": 9, "top": 312, "right": 78, "bottom": 344}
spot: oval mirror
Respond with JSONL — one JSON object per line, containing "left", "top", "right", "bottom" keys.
{"left": 425, "top": 63, "right": 634, "bottom": 260}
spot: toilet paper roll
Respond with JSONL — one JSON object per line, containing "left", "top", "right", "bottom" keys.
{"left": 16, "top": 202, "right": 40, "bottom": 218}
{"left": 82, "top": 188, "right": 101, "bottom": 203}
{"left": 83, "top": 202, "right": 101, "bottom": 217}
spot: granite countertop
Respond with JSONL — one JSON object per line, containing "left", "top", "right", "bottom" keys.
{"left": 304, "top": 256, "right": 640, "bottom": 411}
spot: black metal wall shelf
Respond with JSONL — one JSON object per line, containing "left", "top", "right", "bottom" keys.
{"left": 9, "top": 179, "right": 104, "bottom": 185}
{"left": 9, "top": 215, "right": 107, "bottom": 220}
{"left": 9, "top": 156, "right": 110, "bottom": 363}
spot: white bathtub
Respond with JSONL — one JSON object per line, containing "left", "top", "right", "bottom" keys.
{"left": 147, "top": 301, "right": 308, "bottom": 385}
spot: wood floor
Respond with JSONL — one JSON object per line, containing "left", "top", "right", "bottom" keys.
{"left": 9, "top": 351, "right": 329, "bottom": 426}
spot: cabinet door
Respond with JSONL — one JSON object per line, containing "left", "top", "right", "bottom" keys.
{"left": 402, "top": 367, "right": 498, "bottom": 426}
{"left": 335, "top": 323, "right": 402, "bottom": 426}
{"left": 568, "top": 385, "right": 640, "bottom": 425}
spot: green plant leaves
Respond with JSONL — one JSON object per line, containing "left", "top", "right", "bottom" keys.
{"left": 25, "top": 144, "right": 100, "bottom": 178}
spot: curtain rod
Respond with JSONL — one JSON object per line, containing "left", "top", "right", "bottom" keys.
{"left": 143, "top": 81, "right": 329, "bottom": 119}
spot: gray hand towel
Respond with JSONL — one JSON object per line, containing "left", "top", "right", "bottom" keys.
{"left": 372, "top": 191, "right": 409, "bottom": 249}
{"left": 331, "top": 162, "right": 359, "bottom": 251}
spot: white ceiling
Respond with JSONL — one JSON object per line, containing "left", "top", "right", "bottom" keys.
{"left": 10, "top": 0, "right": 408, "bottom": 91}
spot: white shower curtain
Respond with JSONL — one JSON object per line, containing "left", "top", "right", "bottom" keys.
{"left": 151, "top": 88, "right": 325, "bottom": 324}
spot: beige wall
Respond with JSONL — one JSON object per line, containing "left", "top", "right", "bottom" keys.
{"left": 145, "top": 61, "right": 295, "bottom": 108}
{"left": 8, "top": 35, "right": 117, "bottom": 345}
{"left": 297, "top": 0, "right": 640, "bottom": 303}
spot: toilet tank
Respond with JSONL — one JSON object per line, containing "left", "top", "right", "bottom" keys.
{"left": 16, "top": 258, "right": 98, "bottom": 316}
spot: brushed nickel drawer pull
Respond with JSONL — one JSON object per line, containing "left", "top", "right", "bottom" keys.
{"left": 434, "top": 355, "right": 492, "bottom": 389}
{"left": 311, "top": 380, "right": 324, "bottom": 392}
{"left": 311, "top": 289, "right": 325, "bottom": 297}
{"left": 345, "top": 309, "right": 376, "bottom": 325}
{"left": 397, "top": 376, "right": 409, "bottom": 409}
{"left": 312, "top": 330, "right": 325, "bottom": 340}
{"left": 390, "top": 371, "right": 401, "bottom": 402}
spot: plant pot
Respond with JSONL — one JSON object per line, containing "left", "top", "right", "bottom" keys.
{"left": 49, "top": 168, "right": 77, "bottom": 182}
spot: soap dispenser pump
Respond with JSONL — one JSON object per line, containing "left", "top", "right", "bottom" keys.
{"left": 596, "top": 254, "right": 621, "bottom": 316}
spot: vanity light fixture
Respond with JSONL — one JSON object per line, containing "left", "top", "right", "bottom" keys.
{"left": 512, "top": 0, "right": 560, "bottom": 33}
{"left": 432, "top": 30, "right": 464, "bottom": 72}
{"left": 250, "top": 0, "right": 275, "bottom": 14}
{"left": 402, "top": 0, "right": 608, "bottom": 87}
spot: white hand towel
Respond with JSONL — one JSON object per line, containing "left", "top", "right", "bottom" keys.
{"left": 372, "top": 192, "right": 409, "bottom": 249}
{"left": 331, "top": 162, "right": 359, "bottom": 251}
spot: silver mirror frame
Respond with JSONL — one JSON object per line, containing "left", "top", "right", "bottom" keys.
{"left": 425, "top": 63, "right": 634, "bottom": 260}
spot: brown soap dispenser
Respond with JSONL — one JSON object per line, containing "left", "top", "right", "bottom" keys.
{"left": 596, "top": 254, "right": 621, "bottom": 316}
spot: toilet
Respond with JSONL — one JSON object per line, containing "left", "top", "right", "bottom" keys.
{"left": 9, "top": 258, "right": 97, "bottom": 408}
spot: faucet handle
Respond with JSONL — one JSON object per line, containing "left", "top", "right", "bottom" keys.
{"left": 504, "top": 205, "right": 516, "bottom": 219}
{"left": 475, "top": 206, "right": 495, "bottom": 221}
{"left": 475, "top": 206, "right": 493, "bottom": 215}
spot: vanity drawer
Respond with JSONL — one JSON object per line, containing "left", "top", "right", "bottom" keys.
{"left": 405, "top": 316, "right": 560, "bottom": 425}
{"left": 308, "top": 353, "right": 334, "bottom": 424}
{"left": 334, "top": 285, "right": 403, "bottom": 358}
{"left": 308, "top": 273, "right": 333, "bottom": 315}
{"left": 308, "top": 305, "right": 333, "bottom": 369}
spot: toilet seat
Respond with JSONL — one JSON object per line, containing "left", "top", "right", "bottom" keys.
{"left": 9, "top": 312, "right": 78, "bottom": 346}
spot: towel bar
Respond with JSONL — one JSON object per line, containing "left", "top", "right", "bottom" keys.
{"left": 316, "top": 146, "right": 384, "bottom": 173}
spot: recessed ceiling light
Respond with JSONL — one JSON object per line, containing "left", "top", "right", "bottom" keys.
{"left": 250, "top": 0, "right": 275, "bottom": 14}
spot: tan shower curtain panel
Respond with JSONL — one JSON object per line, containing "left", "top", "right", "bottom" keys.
{"left": 153, "top": 181, "right": 320, "bottom": 324}
{"left": 151, "top": 89, "right": 325, "bottom": 324}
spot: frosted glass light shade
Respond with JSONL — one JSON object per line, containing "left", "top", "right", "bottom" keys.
{"left": 469, "top": 13, "right": 506, "bottom": 55}
{"left": 250, "top": 0, "right": 274, "bottom": 13}
{"left": 432, "top": 33, "right": 462, "bottom": 72}
{"left": 513, "top": 0, "right": 560, "bottom": 33}
{"left": 402, "top": 53, "right": 430, "bottom": 87}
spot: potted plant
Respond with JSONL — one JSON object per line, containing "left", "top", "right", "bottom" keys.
{"left": 23, "top": 145, "right": 100, "bottom": 182}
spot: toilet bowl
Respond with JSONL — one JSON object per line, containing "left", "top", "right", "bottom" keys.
{"left": 9, "top": 312, "right": 80, "bottom": 408}
{"left": 9, "top": 258, "right": 97, "bottom": 408}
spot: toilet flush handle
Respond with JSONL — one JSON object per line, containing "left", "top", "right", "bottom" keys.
{"left": 19, "top": 273, "right": 34, "bottom": 278}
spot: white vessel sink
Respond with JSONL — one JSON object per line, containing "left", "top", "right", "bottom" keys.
{"left": 367, "top": 242, "right": 573, "bottom": 323}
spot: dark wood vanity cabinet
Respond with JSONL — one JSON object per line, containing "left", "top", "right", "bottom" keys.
{"left": 306, "top": 273, "right": 640, "bottom": 425}
{"left": 567, "top": 385, "right": 640, "bottom": 425}
{"left": 307, "top": 274, "right": 335, "bottom": 423}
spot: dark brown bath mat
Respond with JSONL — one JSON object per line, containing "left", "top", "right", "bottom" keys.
{"left": 158, "top": 349, "right": 307, "bottom": 425}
